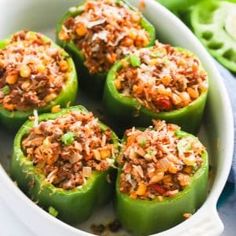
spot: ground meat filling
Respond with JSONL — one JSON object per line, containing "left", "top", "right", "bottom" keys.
{"left": 59, "top": 0, "right": 150, "bottom": 74}
{"left": 0, "top": 30, "right": 70, "bottom": 111}
{"left": 118, "top": 120, "right": 205, "bottom": 200}
{"left": 115, "top": 42, "right": 208, "bottom": 112}
{"left": 22, "top": 111, "right": 115, "bottom": 190}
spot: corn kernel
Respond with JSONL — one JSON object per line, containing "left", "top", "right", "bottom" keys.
{"left": 161, "top": 76, "right": 172, "bottom": 86}
{"left": 21, "top": 81, "right": 31, "bottom": 90}
{"left": 123, "top": 37, "right": 134, "bottom": 47}
{"left": 163, "top": 175, "right": 172, "bottom": 185}
{"left": 183, "top": 213, "right": 192, "bottom": 219}
{"left": 114, "top": 79, "right": 122, "bottom": 90}
{"left": 3, "top": 103, "right": 15, "bottom": 111}
{"left": 180, "top": 92, "right": 191, "bottom": 105}
{"left": 168, "top": 163, "right": 178, "bottom": 174}
{"left": 130, "top": 192, "right": 137, "bottom": 199}
{"left": 149, "top": 172, "right": 164, "bottom": 184}
{"left": 136, "top": 183, "right": 147, "bottom": 196}
{"left": 129, "top": 29, "right": 137, "bottom": 40}
{"left": 121, "top": 59, "right": 129, "bottom": 68}
{"left": 158, "top": 196, "right": 164, "bottom": 201}
{"left": 106, "top": 53, "right": 117, "bottom": 64}
{"left": 183, "top": 166, "right": 192, "bottom": 174}
{"left": 100, "top": 148, "right": 111, "bottom": 159}
{"left": 172, "top": 93, "right": 182, "bottom": 105}
{"left": 51, "top": 105, "right": 61, "bottom": 113}
{"left": 93, "top": 149, "right": 101, "bottom": 160}
{"left": 58, "top": 28, "right": 69, "bottom": 41}
{"left": 6, "top": 74, "right": 18, "bottom": 84}
{"left": 131, "top": 12, "right": 141, "bottom": 22}
{"left": 142, "top": 36, "right": 150, "bottom": 46}
{"left": 75, "top": 23, "right": 88, "bottom": 37}
{"left": 178, "top": 173, "right": 190, "bottom": 187}
{"left": 20, "top": 65, "right": 31, "bottom": 78}
{"left": 44, "top": 93, "right": 57, "bottom": 103}
{"left": 187, "top": 87, "right": 199, "bottom": 99}
{"left": 59, "top": 60, "right": 69, "bottom": 72}
{"left": 149, "top": 59, "right": 158, "bottom": 66}
{"left": 36, "top": 64, "right": 46, "bottom": 73}
{"left": 0, "top": 60, "right": 4, "bottom": 68}
{"left": 26, "top": 31, "right": 37, "bottom": 41}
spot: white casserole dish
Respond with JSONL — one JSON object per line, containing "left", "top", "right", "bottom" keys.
{"left": 0, "top": 0, "right": 234, "bottom": 235}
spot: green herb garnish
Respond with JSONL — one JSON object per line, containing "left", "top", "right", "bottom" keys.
{"left": 115, "top": 0, "right": 123, "bottom": 5}
{"left": 61, "top": 132, "right": 75, "bottom": 146}
{"left": 48, "top": 206, "right": 58, "bottom": 217}
{"left": 139, "top": 138, "right": 147, "bottom": 147}
{"left": 130, "top": 55, "right": 141, "bottom": 67}
{"left": 150, "top": 51, "right": 162, "bottom": 58}
{"left": 0, "top": 85, "right": 10, "bottom": 95}
{"left": 175, "top": 130, "right": 188, "bottom": 138}
{"left": 163, "top": 57, "right": 169, "bottom": 64}
{"left": 177, "top": 138, "right": 192, "bottom": 154}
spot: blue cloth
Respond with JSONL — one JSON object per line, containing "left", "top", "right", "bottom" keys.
{"left": 216, "top": 63, "right": 236, "bottom": 183}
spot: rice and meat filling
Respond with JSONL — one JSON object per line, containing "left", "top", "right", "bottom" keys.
{"left": 59, "top": 0, "right": 151, "bottom": 74}
{"left": 0, "top": 31, "right": 70, "bottom": 111}
{"left": 118, "top": 120, "right": 205, "bottom": 200}
{"left": 115, "top": 42, "right": 208, "bottom": 112}
{"left": 22, "top": 111, "right": 115, "bottom": 190}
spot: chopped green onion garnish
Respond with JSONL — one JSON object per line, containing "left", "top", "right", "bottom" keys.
{"left": 130, "top": 55, "right": 141, "bottom": 67}
{"left": 115, "top": 0, "right": 122, "bottom": 5}
{"left": 139, "top": 138, "right": 147, "bottom": 147}
{"left": 48, "top": 206, "right": 58, "bottom": 217}
{"left": 69, "top": 5, "right": 84, "bottom": 13}
{"left": 145, "top": 148, "right": 156, "bottom": 158}
{"left": 0, "top": 85, "right": 10, "bottom": 95}
{"left": 175, "top": 130, "right": 188, "bottom": 138}
{"left": 150, "top": 51, "right": 162, "bottom": 58}
{"left": 163, "top": 57, "right": 169, "bottom": 64}
{"left": 61, "top": 132, "right": 75, "bottom": 146}
{"left": 177, "top": 138, "right": 191, "bottom": 154}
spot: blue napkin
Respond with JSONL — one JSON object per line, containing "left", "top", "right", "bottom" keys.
{"left": 215, "top": 63, "right": 236, "bottom": 183}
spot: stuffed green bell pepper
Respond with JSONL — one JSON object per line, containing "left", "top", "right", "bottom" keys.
{"left": 157, "top": 0, "right": 201, "bottom": 13}
{"left": 116, "top": 120, "right": 208, "bottom": 235}
{"left": 190, "top": 0, "right": 236, "bottom": 72}
{"left": 103, "top": 41, "right": 208, "bottom": 134}
{"left": 56, "top": 0, "right": 155, "bottom": 96}
{"left": 0, "top": 30, "right": 78, "bottom": 130}
{"left": 11, "top": 105, "right": 119, "bottom": 224}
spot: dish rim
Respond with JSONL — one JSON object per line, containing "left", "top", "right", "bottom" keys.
{"left": 0, "top": 0, "right": 234, "bottom": 235}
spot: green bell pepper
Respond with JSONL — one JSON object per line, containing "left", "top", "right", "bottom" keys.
{"left": 190, "top": 0, "right": 236, "bottom": 72}
{"left": 10, "top": 105, "right": 119, "bottom": 224}
{"left": 157, "top": 0, "right": 201, "bottom": 13}
{"left": 0, "top": 31, "right": 78, "bottom": 130}
{"left": 56, "top": 0, "right": 156, "bottom": 97}
{"left": 115, "top": 130, "right": 208, "bottom": 235}
{"left": 103, "top": 48, "right": 208, "bottom": 134}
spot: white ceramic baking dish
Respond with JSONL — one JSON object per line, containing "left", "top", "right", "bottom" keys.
{"left": 0, "top": 0, "right": 234, "bottom": 235}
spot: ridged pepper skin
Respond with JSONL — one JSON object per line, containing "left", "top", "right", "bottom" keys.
{"left": 103, "top": 49, "right": 208, "bottom": 134}
{"left": 0, "top": 32, "right": 78, "bottom": 130}
{"left": 115, "top": 131, "right": 208, "bottom": 236}
{"left": 56, "top": 1, "right": 156, "bottom": 97}
{"left": 10, "top": 105, "right": 119, "bottom": 225}
{"left": 190, "top": 0, "right": 236, "bottom": 72}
